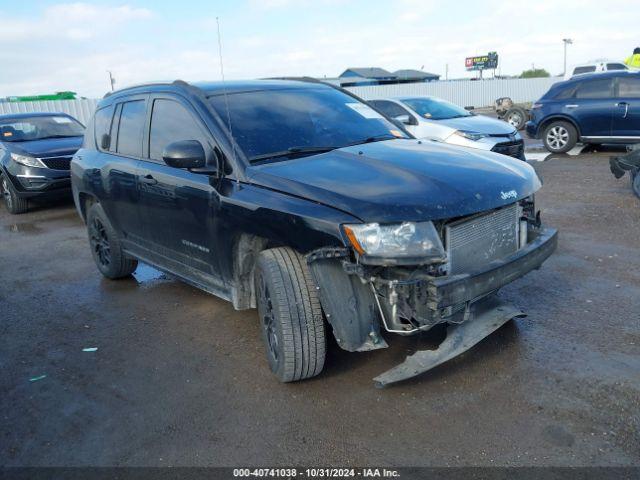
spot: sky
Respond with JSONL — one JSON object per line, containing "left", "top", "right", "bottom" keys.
{"left": 0, "top": 0, "right": 637, "bottom": 98}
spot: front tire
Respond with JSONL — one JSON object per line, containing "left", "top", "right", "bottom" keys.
{"left": 1, "top": 175, "right": 29, "bottom": 214}
{"left": 86, "top": 203, "right": 137, "bottom": 279}
{"left": 255, "top": 247, "right": 326, "bottom": 382}
{"left": 543, "top": 121, "right": 577, "bottom": 153}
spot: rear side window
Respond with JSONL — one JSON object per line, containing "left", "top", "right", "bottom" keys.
{"left": 607, "top": 63, "right": 627, "bottom": 71}
{"left": 573, "top": 66, "right": 596, "bottom": 75}
{"left": 116, "top": 100, "right": 146, "bottom": 157}
{"left": 369, "top": 100, "right": 411, "bottom": 118}
{"left": 575, "top": 79, "right": 612, "bottom": 99}
{"left": 618, "top": 77, "right": 640, "bottom": 98}
{"left": 148, "top": 99, "right": 210, "bottom": 161}
{"left": 94, "top": 105, "right": 114, "bottom": 150}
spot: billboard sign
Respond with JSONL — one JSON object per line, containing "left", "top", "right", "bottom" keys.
{"left": 465, "top": 52, "right": 499, "bottom": 71}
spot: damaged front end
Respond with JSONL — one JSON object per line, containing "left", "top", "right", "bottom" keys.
{"left": 307, "top": 199, "right": 558, "bottom": 387}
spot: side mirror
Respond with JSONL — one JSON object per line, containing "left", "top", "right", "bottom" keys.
{"left": 394, "top": 114, "right": 413, "bottom": 125}
{"left": 162, "top": 140, "right": 206, "bottom": 169}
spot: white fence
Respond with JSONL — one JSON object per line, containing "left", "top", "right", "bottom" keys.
{"left": 0, "top": 98, "right": 98, "bottom": 125}
{"left": 345, "top": 77, "right": 561, "bottom": 107}
{"left": 0, "top": 77, "right": 560, "bottom": 124}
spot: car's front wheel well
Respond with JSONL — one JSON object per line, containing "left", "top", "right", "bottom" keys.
{"left": 78, "top": 193, "right": 98, "bottom": 223}
{"left": 538, "top": 116, "right": 581, "bottom": 139}
{"left": 231, "top": 234, "right": 276, "bottom": 310}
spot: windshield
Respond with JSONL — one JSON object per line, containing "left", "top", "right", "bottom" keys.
{"left": 209, "top": 87, "right": 407, "bottom": 162}
{"left": 0, "top": 115, "right": 84, "bottom": 142}
{"left": 402, "top": 97, "right": 472, "bottom": 120}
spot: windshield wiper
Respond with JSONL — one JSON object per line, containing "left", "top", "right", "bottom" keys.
{"left": 250, "top": 146, "right": 339, "bottom": 163}
{"left": 36, "top": 135, "right": 81, "bottom": 140}
{"left": 342, "top": 133, "right": 401, "bottom": 148}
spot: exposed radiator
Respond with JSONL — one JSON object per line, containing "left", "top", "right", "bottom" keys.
{"left": 445, "top": 203, "right": 520, "bottom": 275}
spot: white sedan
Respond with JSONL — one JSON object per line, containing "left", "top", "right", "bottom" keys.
{"left": 369, "top": 96, "right": 525, "bottom": 160}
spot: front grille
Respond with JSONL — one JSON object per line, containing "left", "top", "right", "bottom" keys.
{"left": 445, "top": 204, "right": 520, "bottom": 275}
{"left": 40, "top": 156, "right": 72, "bottom": 170}
{"left": 492, "top": 140, "right": 524, "bottom": 159}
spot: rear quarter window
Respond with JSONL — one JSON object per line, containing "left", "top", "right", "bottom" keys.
{"left": 94, "top": 105, "right": 115, "bottom": 150}
{"left": 552, "top": 85, "right": 576, "bottom": 100}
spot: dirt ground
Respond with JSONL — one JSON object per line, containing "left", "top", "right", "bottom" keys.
{"left": 1, "top": 150, "right": 639, "bottom": 467}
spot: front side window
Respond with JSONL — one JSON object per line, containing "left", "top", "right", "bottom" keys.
{"left": 575, "top": 79, "right": 613, "bottom": 99}
{"left": 607, "top": 63, "right": 627, "bottom": 71}
{"left": 116, "top": 100, "right": 146, "bottom": 157}
{"left": 209, "top": 87, "right": 406, "bottom": 162}
{"left": 618, "top": 77, "right": 640, "bottom": 98}
{"left": 149, "top": 99, "right": 209, "bottom": 161}
{"left": 0, "top": 115, "right": 84, "bottom": 142}
{"left": 401, "top": 97, "right": 471, "bottom": 120}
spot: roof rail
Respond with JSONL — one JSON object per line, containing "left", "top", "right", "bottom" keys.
{"left": 103, "top": 79, "right": 192, "bottom": 98}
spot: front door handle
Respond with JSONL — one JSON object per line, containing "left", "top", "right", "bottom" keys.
{"left": 565, "top": 104, "right": 579, "bottom": 108}
{"left": 140, "top": 175, "right": 157, "bottom": 185}
{"left": 616, "top": 102, "right": 629, "bottom": 118}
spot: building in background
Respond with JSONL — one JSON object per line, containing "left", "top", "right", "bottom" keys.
{"left": 335, "top": 67, "right": 440, "bottom": 87}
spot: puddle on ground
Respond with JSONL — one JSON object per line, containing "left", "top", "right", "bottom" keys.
{"left": 132, "top": 263, "right": 167, "bottom": 284}
{"left": 4, "top": 223, "right": 42, "bottom": 234}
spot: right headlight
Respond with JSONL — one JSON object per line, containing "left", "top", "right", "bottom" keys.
{"left": 343, "top": 221, "right": 445, "bottom": 260}
{"left": 11, "top": 153, "right": 46, "bottom": 168}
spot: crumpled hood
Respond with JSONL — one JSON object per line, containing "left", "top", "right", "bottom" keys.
{"left": 247, "top": 139, "right": 541, "bottom": 223}
{"left": 435, "top": 114, "right": 515, "bottom": 135}
{"left": 8, "top": 136, "right": 83, "bottom": 157}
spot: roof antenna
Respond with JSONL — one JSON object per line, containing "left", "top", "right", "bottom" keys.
{"left": 215, "top": 16, "right": 239, "bottom": 186}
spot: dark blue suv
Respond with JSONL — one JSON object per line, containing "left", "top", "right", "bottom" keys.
{"left": 526, "top": 71, "right": 640, "bottom": 153}
{"left": 0, "top": 112, "right": 84, "bottom": 214}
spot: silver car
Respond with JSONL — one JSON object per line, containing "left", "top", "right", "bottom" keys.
{"left": 369, "top": 96, "right": 525, "bottom": 160}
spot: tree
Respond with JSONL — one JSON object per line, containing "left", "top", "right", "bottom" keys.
{"left": 520, "top": 68, "right": 550, "bottom": 78}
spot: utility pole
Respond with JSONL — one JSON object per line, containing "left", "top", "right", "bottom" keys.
{"left": 445, "top": 63, "right": 448, "bottom": 80}
{"left": 106, "top": 71, "right": 115, "bottom": 91}
{"left": 562, "top": 38, "right": 573, "bottom": 76}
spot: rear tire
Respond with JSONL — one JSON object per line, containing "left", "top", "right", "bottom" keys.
{"left": 254, "top": 247, "right": 326, "bottom": 382}
{"left": 86, "top": 203, "right": 137, "bottom": 279}
{"left": 543, "top": 121, "right": 577, "bottom": 153}
{"left": 1, "top": 175, "right": 29, "bottom": 214}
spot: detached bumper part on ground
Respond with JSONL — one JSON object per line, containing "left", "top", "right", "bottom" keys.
{"left": 610, "top": 146, "right": 640, "bottom": 198}
{"left": 307, "top": 226, "right": 558, "bottom": 386}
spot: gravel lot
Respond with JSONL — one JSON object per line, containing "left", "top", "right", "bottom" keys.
{"left": 1, "top": 149, "right": 639, "bottom": 467}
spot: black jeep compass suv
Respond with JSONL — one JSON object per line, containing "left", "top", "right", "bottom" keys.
{"left": 71, "top": 79, "right": 557, "bottom": 386}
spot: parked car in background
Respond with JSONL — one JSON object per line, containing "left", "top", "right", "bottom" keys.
{"left": 526, "top": 71, "right": 640, "bottom": 153}
{"left": 369, "top": 96, "right": 525, "bottom": 160}
{"left": 564, "top": 60, "right": 628, "bottom": 80}
{"left": 72, "top": 79, "right": 556, "bottom": 386}
{"left": 0, "top": 113, "right": 84, "bottom": 214}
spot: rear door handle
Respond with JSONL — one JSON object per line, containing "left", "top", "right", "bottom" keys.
{"left": 140, "top": 175, "right": 157, "bottom": 185}
{"left": 565, "top": 104, "right": 579, "bottom": 108}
